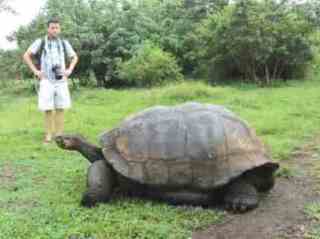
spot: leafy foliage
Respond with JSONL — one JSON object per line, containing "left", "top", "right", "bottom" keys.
{"left": 1, "top": 0, "right": 319, "bottom": 87}
{"left": 188, "top": 0, "right": 315, "bottom": 84}
{"left": 10, "top": 0, "right": 227, "bottom": 87}
{"left": 0, "top": 49, "right": 29, "bottom": 85}
{"left": 117, "top": 41, "right": 183, "bottom": 87}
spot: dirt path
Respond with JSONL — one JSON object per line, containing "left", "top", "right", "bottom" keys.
{"left": 193, "top": 139, "right": 320, "bottom": 239}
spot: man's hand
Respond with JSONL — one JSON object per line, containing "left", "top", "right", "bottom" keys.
{"left": 64, "top": 69, "right": 72, "bottom": 78}
{"left": 23, "top": 50, "right": 43, "bottom": 80}
{"left": 34, "top": 70, "right": 43, "bottom": 80}
{"left": 64, "top": 55, "right": 78, "bottom": 79}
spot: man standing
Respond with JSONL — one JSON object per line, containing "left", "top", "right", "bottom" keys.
{"left": 23, "top": 18, "right": 78, "bottom": 144}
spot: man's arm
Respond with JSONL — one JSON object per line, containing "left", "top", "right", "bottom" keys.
{"left": 64, "top": 40, "right": 79, "bottom": 78}
{"left": 23, "top": 39, "right": 43, "bottom": 79}
{"left": 65, "top": 54, "right": 79, "bottom": 77}
{"left": 23, "top": 50, "right": 42, "bottom": 79}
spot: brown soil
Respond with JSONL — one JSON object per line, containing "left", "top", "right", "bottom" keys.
{"left": 0, "top": 163, "right": 16, "bottom": 189}
{"left": 193, "top": 139, "right": 320, "bottom": 239}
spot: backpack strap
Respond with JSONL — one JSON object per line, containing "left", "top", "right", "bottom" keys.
{"left": 39, "top": 38, "right": 46, "bottom": 57}
{"left": 61, "top": 39, "right": 69, "bottom": 67}
{"left": 34, "top": 38, "right": 45, "bottom": 70}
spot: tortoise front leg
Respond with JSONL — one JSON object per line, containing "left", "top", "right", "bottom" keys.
{"left": 81, "top": 160, "right": 116, "bottom": 207}
{"left": 223, "top": 179, "right": 259, "bottom": 212}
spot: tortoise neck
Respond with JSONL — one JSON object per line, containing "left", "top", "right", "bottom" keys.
{"left": 77, "top": 139, "right": 105, "bottom": 163}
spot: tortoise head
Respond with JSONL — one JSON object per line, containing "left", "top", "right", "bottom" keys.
{"left": 54, "top": 134, "right": 84, "bottom": 151}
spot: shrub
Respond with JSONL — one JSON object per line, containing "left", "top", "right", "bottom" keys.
{"left": 117, "top": 42, "right": 183, "bottom": 87}
{"left": 309, "top": 31, "right": 320, "bottom": 76}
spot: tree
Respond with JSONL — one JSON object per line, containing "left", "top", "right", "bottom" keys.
{"left": 189, "top": 0, "right": 315, "bottom": 84}
{"left": 295, "top": 0, "right": 320, "bottom": 28}
{"left": 0, "top": 49, "right": 29, "bottom": 83}
{"left": 9, "top": 0, "right": 319, "bottom": 87}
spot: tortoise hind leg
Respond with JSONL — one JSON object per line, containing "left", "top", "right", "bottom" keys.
{"left": 81, "top": 160, "right": 116, "bottom": 207}
{"left": 223, "top": 179, "right": 258, "bottom": 212}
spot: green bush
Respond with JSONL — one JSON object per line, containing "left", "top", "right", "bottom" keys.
{"left": 309, "top": 31, "right": 320, "bottom": 76}
{"left": 117, "top": 42, "right": 183, "bottom": 87}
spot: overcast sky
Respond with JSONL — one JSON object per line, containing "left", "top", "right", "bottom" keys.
{"left": 0, "top": 0, "right": 46, "bottom": 50}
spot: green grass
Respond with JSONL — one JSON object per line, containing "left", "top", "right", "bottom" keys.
{"left": 1, "top": 78, "right": 320, "bottom": 238}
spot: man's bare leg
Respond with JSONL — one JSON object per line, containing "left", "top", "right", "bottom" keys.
{"left": 44, "top": 110, "right": 54, "bottom": 143}
{"left": 55, "top": 109, "right": 64, "bottom": 136}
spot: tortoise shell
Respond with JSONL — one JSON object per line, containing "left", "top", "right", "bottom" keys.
{"left": 100, "top": 102, "right": 275, "bottom": 190}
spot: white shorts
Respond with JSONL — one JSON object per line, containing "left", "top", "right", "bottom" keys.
{"left": 38, "top": 79, "right": 71, "bottom": 111}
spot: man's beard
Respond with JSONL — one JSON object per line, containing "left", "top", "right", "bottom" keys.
{"left": 48, "top": 33, "right": 59, "bottom": 39}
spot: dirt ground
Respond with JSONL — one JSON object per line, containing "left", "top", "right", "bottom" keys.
{"left": 0, "top": 164, "right": 16, "bottom": 188}
{"left": 193, "top": 139, "right": 320, "bottom": 239}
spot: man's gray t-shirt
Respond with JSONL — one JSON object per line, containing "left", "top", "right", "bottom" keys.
{"left": 28, "top": 37, "right": 76, "bottom": 82}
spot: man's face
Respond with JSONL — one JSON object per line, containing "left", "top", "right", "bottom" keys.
{"left": 47, "top": 23, "right": 61, "bottom": 38}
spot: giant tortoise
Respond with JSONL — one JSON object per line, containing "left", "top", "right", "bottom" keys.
{"left": 55, "top": 102, "right": 279, "bottom": 212}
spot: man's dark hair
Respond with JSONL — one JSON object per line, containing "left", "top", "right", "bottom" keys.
{"left": 47, "top": 17, "right": 60, "bottom": 27}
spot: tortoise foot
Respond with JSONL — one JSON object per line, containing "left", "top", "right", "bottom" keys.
{"left": 81, "top": 160, "right": 115, "bottom": 207}
{"left": 224, "top": 180, "right": 258, "bottom": 213}
{"left": 81, "top": 191, "right": 99, "bottom": 208}
{"left": 81, "top": 190, "right": 110, "bottom": 207}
